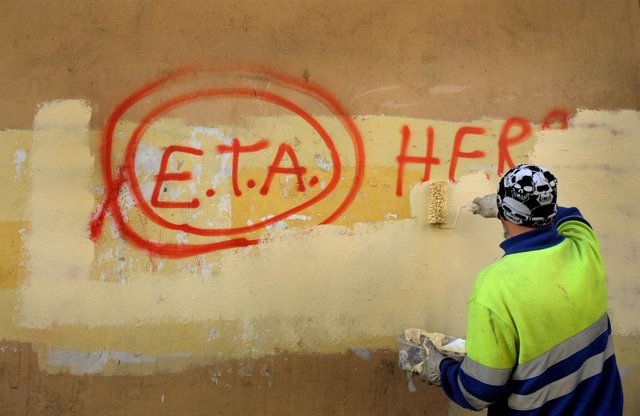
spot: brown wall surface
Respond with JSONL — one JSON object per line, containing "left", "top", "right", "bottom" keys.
{"left": 2, "top": 0, "right": 638, "bottom": 128}
{"left": 0, "top": 341, "right": 449, "bottom": 416}
{"left": 1, "top": 1, "right": 639, "bottom": 415}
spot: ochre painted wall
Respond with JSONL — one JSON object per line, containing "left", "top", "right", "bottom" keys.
{"left": 1, "top": 1, "right": 639, "bottom": 414}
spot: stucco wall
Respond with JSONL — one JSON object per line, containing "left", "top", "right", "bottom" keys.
{"left": 1, "top": 1, "right": 638, "bottom": 414}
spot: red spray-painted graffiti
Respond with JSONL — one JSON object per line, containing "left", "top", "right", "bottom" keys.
{"left": 89, "top": 66, "right": 569, "bottom": 257}
{"left": 123, "top": 88, "right": 345, "bottom": 237}
{"left": 395, "top": 109, "right": 569, "bottom": 196}
{"left": 89, "top": 67, "right": 366, "bottom": 257}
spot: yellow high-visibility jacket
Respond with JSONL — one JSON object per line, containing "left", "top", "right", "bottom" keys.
{"left": 440, "top": 207, "right": 623, "bottom": 415}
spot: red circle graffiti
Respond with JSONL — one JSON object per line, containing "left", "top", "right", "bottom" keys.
{"left": 124, "top": 88, "right": 342, "bottom": 236}
{"left": 91, "top": 67, "right": 366, "bottom": 257}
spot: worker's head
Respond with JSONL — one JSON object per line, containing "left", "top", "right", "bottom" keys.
{"left": 497, "top": 164, "right": 558, "bottom": 228}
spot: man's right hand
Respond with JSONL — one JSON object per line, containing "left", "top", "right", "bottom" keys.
{"left": 471, "top": 194, "right": 498, "bottom": 218}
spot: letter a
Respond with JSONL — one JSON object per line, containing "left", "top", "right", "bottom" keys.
{"left": 260, "top": 144, "right": 308, "bottom": 195}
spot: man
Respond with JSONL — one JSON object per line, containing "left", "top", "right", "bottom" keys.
{"left": 422, "top": 164, "right": 623, "bottom": 415}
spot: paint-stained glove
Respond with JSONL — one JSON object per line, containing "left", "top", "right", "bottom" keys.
{"left": 470, "top": 194, "right": 498, "bottom": 218}
{"left": 419, "top": 340, "right": 447, "bottom": 386}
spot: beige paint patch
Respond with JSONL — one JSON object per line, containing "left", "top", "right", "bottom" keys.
{"left": 26, "top": 101, "right": 93, "bottom": 283}
{"left": 20, "top": 101, "right": 94, "bottom": 325}
{"left": 531, "top": 109, "right": 640, "bottom": 336}
{"left": 19, "top": 173, "right": 501, "bottom": 349}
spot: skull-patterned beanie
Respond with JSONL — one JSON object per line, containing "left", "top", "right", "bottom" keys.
{"left": 497, "top": 164, "right": 558, "bottom": 227}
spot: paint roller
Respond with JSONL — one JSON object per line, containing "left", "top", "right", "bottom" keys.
{"left": 427, "top": 180, "right": 479, "bottom": 229}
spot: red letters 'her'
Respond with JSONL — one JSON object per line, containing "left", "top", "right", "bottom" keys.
{"left": 448, "top": 126, "right": 486, "bottom": 182}
{"left": 497, "top": 117, "right": 532, "bottom": 176}
{"left": 395, "top": 125, "right": 441, "bottom": 196}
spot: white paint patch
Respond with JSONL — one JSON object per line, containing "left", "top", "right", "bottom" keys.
{"left": 354, "top": 85, "right": 400, "bottom": 100}
{"left": 134, "top": 143, "right": 163, "bottom": 182}
{"left": 350, "top": 348, "right": 371, "bottom": 361}
{"left": 192, "top": 163, "right": 203, "bottom": 184}
{"left": 117, "top": 184, "right": 137, "bottom": 219}
{"left": 187, "top": 126, "right": 234, "bottom": 229}
{"left": 287, "top": 214, "right": 311, "bottom": 221}
{"left": 48, "top": 349, "right": 109, "bottom": 374}
{"left": 218, "top": 194, "right": 231, "bottom": 217}
{"left": 191, "top": 127, "right": 233, "bottom": 183}
{"left": 380, "top": 100, "right": 420, "bottom": 109}
{"left": 210, "top": 370, "right": 221, "bottom": 385}
{"left": 428, "top": 85, "right": 472, "bottom": 94}
{"left": 48, "top": 348, "right": 191, "bottom": 375}
{"left": 314, "top": 154, "right": 333, "bottom": 172}
{"left": 189, "top": 127, "right": 221, "bottom": 148}
{"left": 208, "top": 329, "right": 219, "bottom": 341}
{"left": 259, "top": 215, "right": 288, "bottom": 232}
{"left": 239, "top": 363, "right": 252, "bottom": 377}
{"left": 167, "top": 185, "right": 187, "bottom": 202}
{"left": 191, "top": 210, "right": 205, "bottom": 220}
{"left": 140, "top": 182, "right": 156, "bottom": 201}
{"left": 384, "top": 212, "right": 398, "bottom": 220}
{"left": 13, "top": 149, "right": 27, "bottom": 180}
{"left": 176, "top": 232, "right": 188, "bottom": 245}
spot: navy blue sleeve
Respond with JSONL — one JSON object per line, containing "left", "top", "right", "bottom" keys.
{"left": 438, "top": 357, "right": 513, "bottom": 410}
{"left": 439, "top": 359, "right": 477, "bottom": 409}
{"left": 554, "top": 206, "right": 591, "bottom": 228}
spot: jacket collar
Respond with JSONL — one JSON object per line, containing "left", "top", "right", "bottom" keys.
{"left": 499, "top": 224, "right": 565, "bottom": 255}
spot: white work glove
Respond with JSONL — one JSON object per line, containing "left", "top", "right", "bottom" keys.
{"left": 419, "top": 340, "right": 447, "bottom": 386}
{"left": 470, "top": 194, "right": 498, "bottom": 218}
